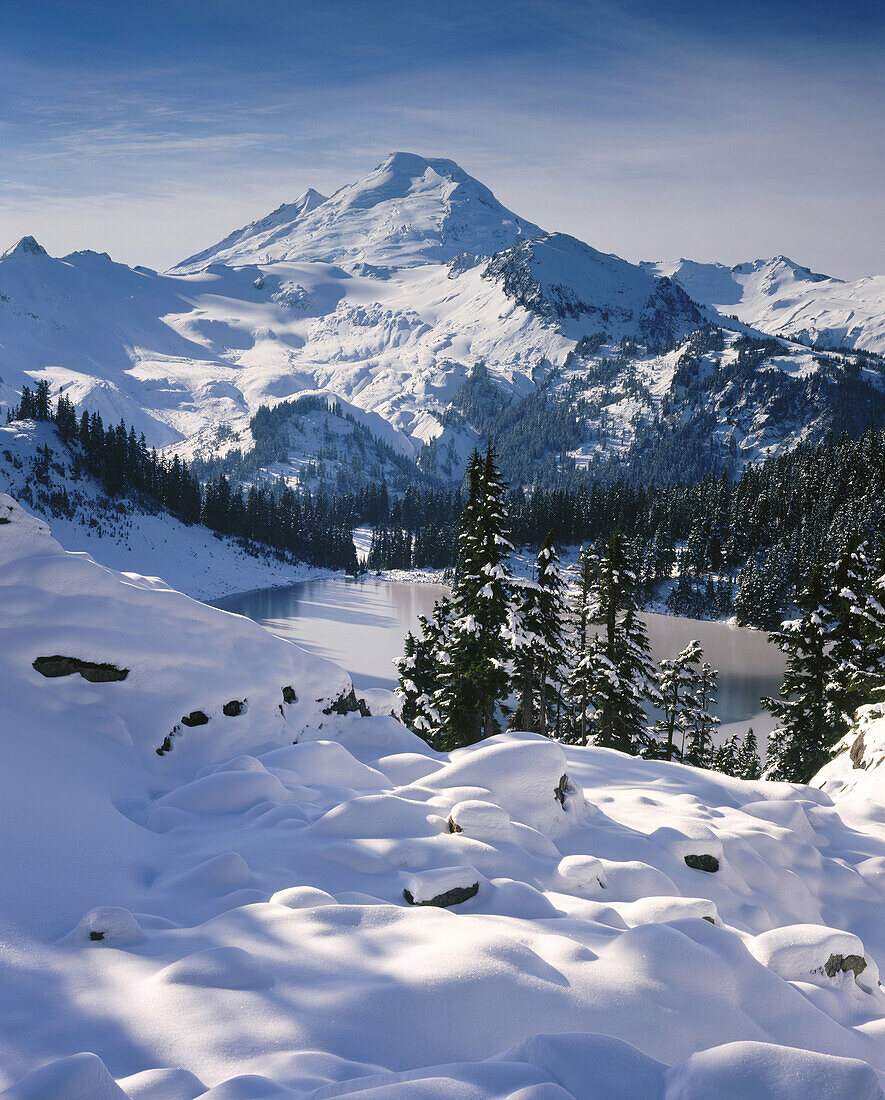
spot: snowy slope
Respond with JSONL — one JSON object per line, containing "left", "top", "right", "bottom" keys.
{"left": 3, "top": 501, "right": 885, "bottom": 1096}
{"left": 647, "top": 256, "right": 885, "bottom": 354}
{"left": 0, "top": 420, "right": 313, "bottom": 600}
{"left": 174, "top": 151, "right": 543, "bottom": 271}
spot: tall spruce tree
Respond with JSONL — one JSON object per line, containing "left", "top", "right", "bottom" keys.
{"left": 763, "top": 568, "right": 841, "bottom": 782}
{"left": 583, "top": 533, "right": 658, "bottom": 753}
{"left": 654, "top": 639, "right": 702, "bottom": 761}
{"left": 684, "top": 661, "right": 719, "bottom": 767}
{"left": 436, "top": 446, "right": 513, "bottom": 748}
{"left": 507, "top": 533, "right": 569, "bottom": 736}
{"left": 565, "top": 545, "right": 597, "bottom": 744}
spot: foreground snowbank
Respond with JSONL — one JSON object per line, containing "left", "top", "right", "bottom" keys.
{"left": 2, "top": 496, "right": 885, "bottom": 1097}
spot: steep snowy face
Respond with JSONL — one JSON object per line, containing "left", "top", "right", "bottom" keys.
{"left": 487, "top": 233, "right": 706, "bottom": 344}
{"left": 814, "top": 705, "right": 885, "bottom": 801}
{"left": 174, "top": 151, "right": 543, "bottom": 272}
{"left": 647, "top": 256, "right": 885, "bottom": 353}
{"left": 1, "top": 234, "right": 48, "bottom": 258}
{"left": 174, "top": 188, "right": 328, "bottom": 272}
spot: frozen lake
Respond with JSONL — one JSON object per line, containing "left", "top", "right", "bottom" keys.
{"left": 211, "top": 577, "right": 784, "bottom": 738}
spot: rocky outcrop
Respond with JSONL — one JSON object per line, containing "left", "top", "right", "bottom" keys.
{"left": 32, "top": 655, "right": 129, "bottom": 682}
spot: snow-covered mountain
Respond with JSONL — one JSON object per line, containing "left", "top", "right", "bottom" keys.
{"left": 1, "top": 152, "right": 883, "bottom": 490}
{"left": 174, "top": 151, "right": 542, "bottom": 271}
{"left": 3, "top": 496, "right": 885, "bottom": 1096}
{"left": 646, "top": 256, "right": 885, "bottom": 354}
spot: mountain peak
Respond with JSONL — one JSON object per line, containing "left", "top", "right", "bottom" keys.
{"left": 173, "top": 153, "right": 543, "bottom": 273}
{"left": 3, "top": 236, "right": 48, "bottom": 259}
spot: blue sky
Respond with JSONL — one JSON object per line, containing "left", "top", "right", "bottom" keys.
{"left": 1, "top": 0, "right": 882, "bottom": 276}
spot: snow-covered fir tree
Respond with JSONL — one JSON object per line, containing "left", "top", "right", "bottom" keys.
{"left": 763, "top": 568, "right": 840, "bottom": 782}
{"left": 654, "top": 639, "right": 702, "bottom": 761}
{"left": 394, "top": 596, "right": 453, "bottom": 746}
{"left": 564, "top": 544, "right": 597, "bottom": 744}
{"left": 435, "top": 446, "right": 514, "bottom": 748}
{"left": 584, "top": 533, "right": 658, "bottom": 753}
{"left": 826, "top": 541, "right": 885, "bottom": 726}
{"left": 684, "top": 661, "right": 720, "bottom": 767}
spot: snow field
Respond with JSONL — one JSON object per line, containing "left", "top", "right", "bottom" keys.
{"left": 3, "top": 497, "right": 885, "bottom": 1096}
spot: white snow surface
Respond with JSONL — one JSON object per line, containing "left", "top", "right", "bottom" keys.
{"left": 647, "top": 256, "right": 885, "bottom": 353}
{"left": 3, "top": 502, "right": 885, "bottom": 1096}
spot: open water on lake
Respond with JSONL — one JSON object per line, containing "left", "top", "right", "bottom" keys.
{"left": 212, "top": 577, "right": 784, "bottom": 738}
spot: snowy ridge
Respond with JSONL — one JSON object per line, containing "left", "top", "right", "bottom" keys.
{"left": 647, "top": 256, "right": 885, "bottom": 354}
{"left": 3, "top": 502, "right": 885, "bottom": 1095}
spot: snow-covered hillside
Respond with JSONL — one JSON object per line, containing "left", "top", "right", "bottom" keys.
{"left": 3, "top": 497, "right": 885, "bottom": 1097}
{"left": 647, "top": 256, "right": 885, "bottom": 354}
{"left": 0, "top": 420, "right": 310, "bottom": 600}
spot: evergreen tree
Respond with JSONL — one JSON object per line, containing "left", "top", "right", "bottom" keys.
{"left": 584, "top": 533, "right": 658, "bottom": 753}
{"left": 506, "top": 533, "right": 569, "bottom": 736}
{"left": 436, "top": 446, "right": 514, "bottom": 748}
{"left": 564, "top": 545, "right": 598, "bottom": 744}
{"left": 394, "top": 597, "right": 453, "bottom": 745}
{"left": 654, "top": 639, "right": 702, "bottom": 761}
{"left": 763, "top": 569, "right": 842, "bottom": 782}
{"left": 684, "top": 661, "right": 719, "bottom": 767}
{"left": 737, "top": 729, "right": 761, "bottom": 779}
{"left": 826, "top": 541, "right": 885, "bottom": 726}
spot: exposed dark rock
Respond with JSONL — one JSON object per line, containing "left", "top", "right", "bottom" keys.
{"left": 0, "top": 516, "right": 10, "bottom": 525}
{"left": 702, "top": 916, "right": 716, "bottom": 924}
{"left": 447, "top": 816, "right": 462, "bottom": 834}
{"left": 89, "top": 930, "right": 105, "bottom": 941}
{"left": 684, "top": 854, "right": 720, "bottom": 873}
{"left": 223, "top": 700, "right": 245, "bottom": 717}
{"left": 156, "top": 725, "right": 180, "bottom": 756}
{"left": 554, "top": 773, "right": 574, "bottom": 809}
{"left": 180, "top": 710, "right": 209, "bottom": 727}
{"left": 403, "top": 882, "right": 479, "bottom": 908}
{"left": 281, "top": 685, "right": 298, "bottom": 705}
{"left": 323, "top": 687, "right": 371, "bottom": 717}
{"left": 33, "top": 655, "right": 129, "bottom": 682}
{"left": 850, "top": 732, "right": 868, "bottom": 769}
{"left": 825, "top": 953, "right": 867, "bottom": 979}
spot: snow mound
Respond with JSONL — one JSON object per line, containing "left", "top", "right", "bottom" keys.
{"left": 157, "top": 946, "right": 274, "bottom": 990}
{"left": 748, "top": 924, "right": 881, "bottom": 993}
{"left": 416, "top": 733, "right": 588, "bottom": 837}
{"left": 0, "top": 1052, "right": 128, "bottom": 1099}
{"left": 64, "top": 907, "right": 145, "bottom": 947}
{"left": 666, "top": 1040, "right": 883, "bottom": 1100}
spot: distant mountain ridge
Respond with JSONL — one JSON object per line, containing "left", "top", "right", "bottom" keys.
{"left": 1, "top": 151, "right": 884, "bottom": 491}
{"left": 644, "top": 256, "right": 885, "bottom": 354}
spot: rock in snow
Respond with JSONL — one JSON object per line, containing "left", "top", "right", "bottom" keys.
{"left": 3, "top": 496, "right": 885, "bottom": 1096}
